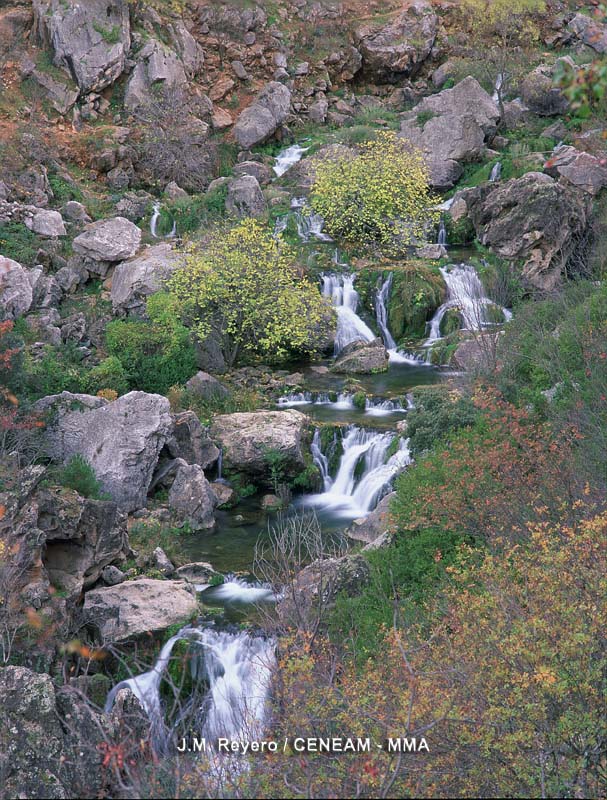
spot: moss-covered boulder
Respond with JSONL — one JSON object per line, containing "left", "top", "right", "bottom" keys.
{"left": 439, "top": 307, "right": 462, "bottom": 336}
{"left": 387, "top": 265, "right": 446, "bottom": 340}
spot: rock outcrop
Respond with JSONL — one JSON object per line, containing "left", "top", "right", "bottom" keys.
{"left": 225, "top": 175, "right": 267, "bottom": 217}
{"left": 73, "top": 217, "right": 142, "bottom": 266}
{"left": 110, "top": 243, "right": 181, "bottom": 317}
{"left": 465, "top": 172, "right": 591, "bottom": 291}
{"left": 355, "top": 0, "right": 438, "bottom": 82}
{"left": 83, "top": 578, "right": 198, "bottom": 643}
{"left": 399, "top": 77, "right": 500, "bottom": 189}
{"left": 545, "top": 145, "right": 607, "bottom": 196}
{"left": 0, "top": 255, "right": 33, "bottom": 319}
{"left": 234, "top": 81, "right": 291, "bottom": 149}
{"left": 32, "top": 0, "right": 131, "bottom": 94}
{"left": 210, "top": 410, "right": 310, "bottom": 479}
{"left": 35, "top": 391, "right": 173, "bottom": 512}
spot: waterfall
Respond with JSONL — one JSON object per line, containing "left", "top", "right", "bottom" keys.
{"left": 311, "top": 428, "right": 332, "bottom": 490}
{"left": 375, "top": 274, "right": 428, "bottom": 365}
{"left": 273, "top": 144, "right": 309, "bottom": 177}
{"left": 492, "top": 72, "right": 504, "bottom": 103}
{"left": 437, "top": 218, "right": 447, "bottom": 245}
{"left": 321, "top": 273, "right": 375, "bottom": 354}
{"left": 199, "top": 575, "right": 276, "bottom": 604}
{"left": 489, "top": 162, "right": 502, "bottom": 182}
{"left": 273, "top": 214, "right": 288, "bottom": 238}
{"left": 304, "top": 426, "right": 411, "bottom": 518}
{"left": 150, "top": 201, "right": 176, "bottom": 239}
{"left": 278, "top": 392, "right": 406, "bottom": 416}
{"left": 294, "top": 203, "right": 332, "bottom": 242}
{"left": 425, "top": 263, "right": 513, "bottom": 347}
{"left": 105, "top": 625, "right": 276, "bottom": 753}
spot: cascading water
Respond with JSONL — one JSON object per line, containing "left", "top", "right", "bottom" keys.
{"left": 199, "top": 575, "right": 276, "bottom": 604}
{"left": 311, "top": 428, "right": 332, "bottom": 491}
{"left": 489, "top": 162, "right": 502, "bottom": 182}
{"left": 425, "top": 263, "right": 513, "bottom": 347}
{"left": 292, "top": 197, "right": 332, "bottom": 242}
{"left": 277, "top": 391, "right": 407, "bottom": 416}
{"left": 273, "top": 144, "right": 309, "bottom": 177}
{"left": 305, "top": 426, "right": 411, "bottom": 518}
{"left": 322, "top": 273, "right": 375, "bottom": 354}
{"left": 150, "top": 201, "right": 176, "bottom": 239}
{"left": 375, "top": 274, "right": 428, "bottom": 365}
{"left": 437, "top": 218, "right": 448, "bottom": 245}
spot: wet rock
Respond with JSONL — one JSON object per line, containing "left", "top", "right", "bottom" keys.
{"left": 346, "top": 492, "right": 396, "bottom": 544}
{"left": 210, "top": 482, "right": 235, "bottom": 507}
{"left": 234, "top": 81, "right": 291, "bottom": 149}
{"left": 332, "top": 338, "right": 389, "bottom": 374}
{"left": 83, "top": 578, "right": 198, "bottom": 643}
{"left": 174, "top": 561, "right": 218, "bottom": 584}
{"left": 210, "top": 410, "right": 310, "bottom": 479}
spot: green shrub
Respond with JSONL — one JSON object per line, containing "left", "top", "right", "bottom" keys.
{"left": 167, "top": 184, "right": 228, "bottom": 234}
{"left": 23, "top": 344, "right": 88, "bottom": 399}
{"left": 85, "top": 356, "right": 129, "bottom": 396}
{"left": 58, "top": 455, "right": 104, "bottom": 499}
{"left": 0, "top": 222, "right": 40, "bottom": 266}
{"left": 406, "top": 386, "right": 478, "bottom": 454}
{"left": 48, "top": 174, "right": 83, "bottom": 204}
{"left": 106, "top": 292, "right": 197, "bottom": 394}
{"left": 352, "top": 391, "right": 366, "bottom": 410}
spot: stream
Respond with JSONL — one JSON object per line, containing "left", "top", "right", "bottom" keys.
{"left": 104, "top": 141, "right": 512, "bottom": 763}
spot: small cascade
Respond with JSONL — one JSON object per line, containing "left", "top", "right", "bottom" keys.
{"left": 150, "top": 201, "right": 176, "bottom": 239}
{"left": 105, "top": 625, "right": 276, "bottom": 754}
{"left": 293, "top": 197, "right": 331, "bottom": 242}
{"left": 321, "top": 273, "right": 375, "bottom": 353}
{"left": 199, "top": 575, "right": 276, "bottom": 605}
{"left": 305, "top": 426, "right": 411, "bottom": 518}
{"left": 277, "top": 391, "right": 407, "bottom": 416}
{"left": 489, "top": 162, "right": 502, "bottom": 182}
{"left": 425, "top": 263, "right": 513, "bottom": 347}
{"left": 273, "top": 214, "right": 288, "bottom": 238}
{"left": 492, "top": 72, "right": 504, "bottom": 103}
{"left": 311, "top": 428, "right": 332, "bottom": 491}
{"left": 437, "top": 218, "right": 448, "bottom": 245}
{"left": 375, "top": 274, "right": 429, "bottom": 366}
{"left": 273, "top": 144, "right": 309, "bottom": 178}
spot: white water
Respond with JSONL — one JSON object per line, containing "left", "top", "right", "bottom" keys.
{"left": 375, "top": 274, "right": 428, "bottom": 365}
{"left": 293, "top": 196, "right": 332, "bottom": 242}
{"left": 305, "top": 426, "right": 411, "bottom": 518}
{"left": 311, "top": 428, "right": 332, "bottom": 491}
{"left": 322, "top": 273, "right": 376, "bottom": 354}
{"left": 489, "top": 162, "right": 502, "bottom": 182}
{"left": 150, "top": 201, "right": 176, "bottom": 239}
{"left": 277, "top": 391, "right": 406, "bottom": 417}
{"left": 425, "top": 263, "right": 512, "bottom": 347}
{"left": 437, "top": 218, "right": 447, "bottom": 245}
{"left": 200, "top": 575, "right": 276, "bottom": 604}
{"left": 273, "top": 144, "right": 309, "bottom": 177}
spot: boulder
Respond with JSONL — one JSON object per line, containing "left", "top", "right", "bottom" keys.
{"left": 30, "top": 68, "right": 79, "bottom": 115}
{"left": 399, "top": 77, "right": 499, "bottom": 189}
{"left": 211, "top": 481, "right": 236, "bottom": 507}
{"left": 346, "top": 492, "right": 396, "bottom": 544}
{"left": 233, "top": 160, "right": 274, "bottom": 185}
{"left": 35, "top": 391, "right": 173, "bottom": 512}
{"left": 453, "top": 332, "right": 502, "bottom": 373}
{"left": 521, "top": 63, "right": 570, "bottom": 116}
{"left": 466, "top": 172, "right": 591, "bottom": 291}
{"left": 168, "top": 461, "right": 218, "bottom": 530}
{"left": 355, "top": 0, "right": 437, "bottom": 81}
{"left": 568, "top": 13, "right": 607, "bottom": 53}
{"left": 0, "top": 255, "right": 33, "bottom": 319}
{"left": 83, "top": 578, "right": 198, "bottom": 643}
{"left": 25, "top": 208, "right": 66, "bottom": 237}
{"left": 234, "top": 81, "right": 291, "bottom": 149}
{"left": 210, "top": 410, "right": 310, "bottom": 479}
{"left": 545, "top": 145, "right": 607, "bottom": 196}
{"left": 152, "top": 546, "right": 174, "bottom": 576}
{"left": 225, "top": 175, "right": 267, "bottom": 217}
{"left": 167, "top": 410, "right": 220, "bottom": 470}
{"left": 124, "top": 38, "right": 188, "bottom": 110}
{"left": 212, "top": 107, "right": 233, "bottom": 131}
{"left": 174, "top": 561, "right": 218, "bottom": 585}
{"left": 332, "top": 338, "right": 389, "bottom": 374}
{"left": 185, "top": 370, "right": 229, "bottom": 402}
{"left": 110, "top": 243, "right": 181, "bottom": 316}
{"left": 32, "top": 0, "right": 131, "bottom": 94}
{"left": 73, "top": 217, "right": 141, "bottom": 263}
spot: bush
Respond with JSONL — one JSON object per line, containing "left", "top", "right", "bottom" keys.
{"left": 0, "top": 223, "right": 40, "bottom": 266}
{"left": 85, "top": 356, "right": 129, "bottom": 396}
{"left": 58, "top": 455, "right": 104, "bottom": 499}
{"left": 406, "top": 387, "right": 478, "bottom": 454}
{"left": 22, "top": 344, "right": 88, "bottom": 399}
{"left": 310, "top": 131, "right": 438, "bottom": 254}
{"left": 106, "top": 293, "right": 197, "bottom": 394}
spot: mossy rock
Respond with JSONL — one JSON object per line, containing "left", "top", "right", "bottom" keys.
{"left": 388, "top": 266, "right": 446, "bottom": 340}
{"left": 352, "top": 391, "right": 367, "bottom": 410}
{"left": 439, "top": 308, "right": 462, "bottom": 336}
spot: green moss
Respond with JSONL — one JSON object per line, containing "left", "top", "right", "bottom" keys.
{"left": 439, "top": 308, "right": 462, "bottom": 337}
{"left": 386, "top": 266, "right": 446, "bottom": 341}
{"left": 352, "top": 391, "right": 367, "bottom": 410}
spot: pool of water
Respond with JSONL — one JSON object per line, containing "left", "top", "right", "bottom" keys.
{"left": 299, "top": 359, "right": 445, "bottom": 396}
